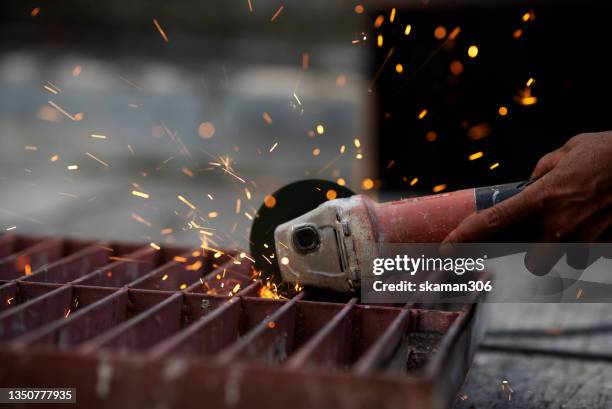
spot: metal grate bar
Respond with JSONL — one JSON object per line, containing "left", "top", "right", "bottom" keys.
{"left": 0, "top": 237, "right": 65, "bottom": 280}
{"left": 10, "top": 288, "right": 131, "bottom": 348}
{"left": 353, "top": 308, "right": 411, "bottom": 374}
{"left": 78, "top": 291, "right": 184, "bottom": 354}
{"left": 215, "top": 293, "right": 305, "bottom": 366}
{"left": 0, "top": 234, "right": 483, "bottom": 409}
{"left": 22, "top": 242, "right": 111, "bottom": 283}
{"left": 71, "top": 246, "right": 160, "bottom": 286}
{"left": 0, "top": 283, "right": 116, "bottom": 343}
{"left": 147, "top": 296, "right": 242, "bottom": 358}
{"left": 0, "top": 235, "right": 43, "bottom": 259}
{"left": 285, "top": 298, "right": 357, "bottom": 369}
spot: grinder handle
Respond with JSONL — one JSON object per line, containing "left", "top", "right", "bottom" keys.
{"left": 474, "top": 180, "right": 532, "bottom": 211}
{"left": 368, "top": 180, "right": 533, "bottom": 243}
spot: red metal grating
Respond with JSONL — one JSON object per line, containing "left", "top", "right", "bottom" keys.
{"left": 0, "top": 234, "right": 484, "bottom": 409}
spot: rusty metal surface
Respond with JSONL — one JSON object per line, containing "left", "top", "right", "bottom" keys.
{"left": 0, "top": 234, "right": 484, "bottom": 409}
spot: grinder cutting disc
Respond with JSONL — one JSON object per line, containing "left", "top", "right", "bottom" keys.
{"left": 250, "top": 179, "right": 354, "bottom": 283}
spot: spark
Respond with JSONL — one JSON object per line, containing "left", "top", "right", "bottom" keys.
{"left": 316, "top": 124, "right": 325, "bottom": 135}
{"left": 389, "top": 8, "right": 396, "bottom": 23}
{"left": 281, "top": 257, "right": 290, "bottom": 265}
{"left": 293, "top": 93, "right": 302, "bottom": 105}
{"left": 44, "top": 85, "right": 59, "bottom": 94}
{"left": 426, "top": 131, "right": 437, "bottom": 142}
{"left": 132, "top": 190, "right": 149, "bottom": 199}
{"left": 58, "top": 192, "right": 78, "bottom": 199}
{"left": 181, "top": 167, "right": 194, "bottom": 177}
{"left": 302, "top": 53, "right": 309, "bottom": 70}
{"left": 418, "top": 109, "right": 428, "bottom": 119}
{"left": 186, "top": 260, "right": 203, "bottom": 271}
{"left": 48, "top": 100, "right": 79, "bottom": 121}
{"left": 270, "top": 5, "right": 284, "bottom": 22}
{"left": 262, "top": 112, "right": 273, "bottom": 124}
{"left": 153, "top": 18, "right": 169, "bottom": 43}
{"left": 498, "top": 106, "right": 508, "bottom": 116}
{"left": 362, "top": 178, "right": 374, "bottom": 190}
{"left": 264, "top": 195, "right": 276, "bottom": 208}
{"left": 174, "top": 256, "right": 187, "bottom": 262}
{"left": 395, "top": 63, "right": 404, "bottom": 74}
{"left": 450, "top": 60, "right": 464, "bottom": 75}
{"left": 468, "top": 151, "right": 484, "bottom": 161}
{"left": 244, "top": 212, "right": 253, "bottom": 220}
{"left": 354, "top": 138, "right": 361, "bottom": 148}
{"left": 6, "top": 226, "right": 17, "bottom": 231}
{"left": 268, "top": 321, "right": 276, "bottom": 329}
{"left": 6, "top": 297, "right": 14, "bottom": 305}
{"left": 468, "top": 123, "right": 492, "bottom": 140}
{"left": 31, "top": 7, "right": 40, "bottom": 17}
{"left": 516, "top": 87, "right": 538, "bottom": 106}
{"left": 410, "top": 177, "right": 419, "bottom": 186}
{"left": 150, "top": 242, "right": 161, "bottom": 250}
{"left": 354, "top": 5, "right": 364, "bottom": 14}
{"left": 522, "top": 10, "right": 535, "bottom": 22}
{"left": 162, "top": 274, "right": 169, "bottom": 281}
{"left": 232, "top": 284, "right": 241, "bottom": 293}
{"left": 235, "top": 199, "right": 241, "bottom": 214}
{"left": 433, "top": 184, "right": 447, "bottom": 193}
{"left": 374, "top": 15, "right": 384, "bottom": 28}
{"left": 337, "top": 178, "right": 346, "bottom": 186}
{"left": 434, "top": 26, "right": 447, "bottom": 40}
{"left": 467, "top": 45, "right": 479, "bottom": 58}
{"left": 25, "top": 145, "right": 38, "bottom": 151}
{"left": 162, "top": 228, "right": 173, "bottom": 235}
{"left": 527, "top": 77, "right": 536, "bottom": 87}
{"left": 85, "top": 152, "right": 109, "bottom": 167}
{"left": 269, "top": 142, "right": 278, "bottom": 152}
{"left": 50, "top": 155, "right": 59, "bottom": 162}
{"left": 326, "top": 189, "right": 337, "bottom": 200}
{"left": 368, "top": 47, "right": 394, "bottom": 92}
{"left": 448, "top": 27, "right": 461, "bottom": 40}
{"left": 208, "top": 211, "right": 218, "bottom": 218}
{"left": 404, "top": 24, "right": 412, "bottom": 35}
{"left": 25, "top": 264, "right": 32, "bottom": 275}
{"left": 131, "top": 213, "right": 152, "bottom": 227}
{"left": 244, "top": 188, "right": 251, "bottom": 200}
{"left": 72, "top": 66, "right": 82, "bottom": 76}
{"left": 513, "top": 29, "right": 523, "bottom": 39}
{"left": 377, "top": 34, "right": 383, "bottom": 48}
{"left": 340, "top": 145, "right": 346, "bottom": 153}
{"left": 312, "top": 148, "right": 320, "bottom": 156}
{"left": 67, "top": 164, "right": 78, "bottom": 170}
{"left": 180, "top": 283, "right": 188, "bottom": 290}
{"left": 490, "top": 162, "right": 500, "bottom": 170}
{"left": 178, "top": 195, "right": 196, "bottom": 210}
{"left": 90, "top": 134, "right": 107, "bottom": 140}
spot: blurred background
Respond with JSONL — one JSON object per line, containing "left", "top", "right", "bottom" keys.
{"left": 1, "top": 0, "right": 612, "bottom": 251}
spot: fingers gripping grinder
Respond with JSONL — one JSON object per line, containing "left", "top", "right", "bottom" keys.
{"left": 250, "top": 179, "right": 526, "bottom": 293}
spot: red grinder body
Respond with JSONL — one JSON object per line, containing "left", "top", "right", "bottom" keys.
{"left": 273, "top": 181, "right": 528, "bottom": 292}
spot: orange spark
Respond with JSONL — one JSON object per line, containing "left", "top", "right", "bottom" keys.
{"left": 153, "top": 18, "right": 169, "bottom": 43}
{"left": 270, "top": 5, "right": 284, "bottom": 22}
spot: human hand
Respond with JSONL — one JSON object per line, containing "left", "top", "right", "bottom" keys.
{"left": 442, "top": 131, "right": 612, "bottom": 272}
